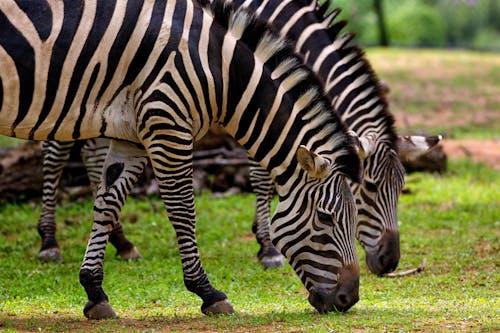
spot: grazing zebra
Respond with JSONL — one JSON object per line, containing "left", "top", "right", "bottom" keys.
{"left": 0, "top": 0, "right": 363, "bottom": 318}
{"left": 37, "top": 139, "right": 141, "bottom": 262}
{"left": 32, "top": 0, "right": 441, "bottom": 273}
{"left": 213, "top": 0, "right": 442, "bottom": 273}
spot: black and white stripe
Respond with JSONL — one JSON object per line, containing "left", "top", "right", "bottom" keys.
{"left": 0, "top": 0, "right": 361, "bottom": 317}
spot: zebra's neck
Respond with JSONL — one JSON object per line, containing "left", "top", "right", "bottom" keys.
{"left": 225, "top": 0, "right": 397, "bottom": 148}
{"left": 205, "top": 3, "right": 358, "bottom": 191}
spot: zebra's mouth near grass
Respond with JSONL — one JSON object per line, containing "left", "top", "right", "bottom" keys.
{"left": 307, "top": 264, "right": 360, "bottom": 313}
{"left": 308, "top": 286, "right": 359, "bottom": 313}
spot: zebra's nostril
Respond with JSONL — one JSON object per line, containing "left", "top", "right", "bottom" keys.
{"left": 378, "top": 254, "right": 385, "bottom": 266}
{"left": 337, "top": 293, "right": 348, "bottom": 306}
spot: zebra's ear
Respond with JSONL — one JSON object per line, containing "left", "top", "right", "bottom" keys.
{"left": 297, "top": 146, "right": 330, "bottom": 179}
{"left": 349, "top": 131, "right": 376, "bottom": 160}
{"left": 397, "top": 135, "right": 442, "bottom": 161}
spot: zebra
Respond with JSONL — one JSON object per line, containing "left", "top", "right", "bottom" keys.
{"left": 210, "top": 0, "right": 442, "bottom": 273}
{"left": 0, "top": 0, "right": 363, "bottom": 318}
{"left": 37, "top": 139, "right": 142, "bottom": 262}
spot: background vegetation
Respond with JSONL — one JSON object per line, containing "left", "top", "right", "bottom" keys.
{"left": 328, "top": 0, "right": 500, "bottom": 51}
{"left": 367, "top": 48, "right": 500, "bottom": 140}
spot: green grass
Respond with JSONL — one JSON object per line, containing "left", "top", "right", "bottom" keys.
{"left": 0, "top": 159, "right": 498, "bottom": 332}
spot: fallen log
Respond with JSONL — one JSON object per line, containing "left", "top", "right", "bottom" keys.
{"left": 0, "top": 141, "right": 44, "bottom": 201}
{"left": 0, "top": 129, "right": 449, "bottom": 201}
{"left": 0, "top": 141, "right": 90, "bottom": 201}
{"left": 0, "top": 133, "right": 251, "bottom": 201}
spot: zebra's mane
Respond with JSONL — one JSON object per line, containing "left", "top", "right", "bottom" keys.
{"left": 313, "top": 0, "right": 398, "bottom": 151}
{"left": 204, "top": 0, "right": 361, "bottom": 182}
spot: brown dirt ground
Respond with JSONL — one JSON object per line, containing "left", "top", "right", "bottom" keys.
{"left": 0, "top": 315, "right": 293, "bottom": 333}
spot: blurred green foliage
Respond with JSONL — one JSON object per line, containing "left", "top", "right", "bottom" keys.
{"left": 326, "top": 0, "right": 500, "bottom": 50}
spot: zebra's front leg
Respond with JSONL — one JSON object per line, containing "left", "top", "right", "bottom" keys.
{"left": 149, "top": 144, "right": 234, "bottom": 315}
{"left": 37, "top": 141, "right": 75, "bottom": 262}
{"left": 79, "top": 140, "right": 148, "bottom": 320}
{"left": 249, "top": 160, "right": 283, "bottom": 268}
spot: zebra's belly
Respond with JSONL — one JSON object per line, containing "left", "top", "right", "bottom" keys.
{"left": 3, "top": 87, "right": 139, "bottom": 143}
{"left": 97, "top": 89, "right": 140, "bottom": 143}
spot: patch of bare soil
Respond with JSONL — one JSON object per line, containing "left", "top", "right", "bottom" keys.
{"left": 440, "top": 139, "right": 500, "bottom": 170}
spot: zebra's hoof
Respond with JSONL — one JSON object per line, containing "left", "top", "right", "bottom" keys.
{"left": 116, "top": 246, "right": 142, "bottom": 260}
{"left": 83, "top": 301, "right": 117, "bottom": 320}
{"left": 201, "top": 299, "right": 235, "bottom": 315}
{"left": 260, "top": 254, "right": 284, "bottom": 269}
{"left": 37, "top": 247, "right": 62, "bottom": 263}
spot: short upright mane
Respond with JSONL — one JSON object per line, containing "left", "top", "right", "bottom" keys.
{"left": 204, "top": 0, "right": 361, "bottom": 182}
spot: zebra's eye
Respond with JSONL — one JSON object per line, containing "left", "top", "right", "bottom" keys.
{"left": 317, "top": 210, "right": 334, "bottom": 227}
{"left": 364, "top": 180, "right": 377, "bottom": 192}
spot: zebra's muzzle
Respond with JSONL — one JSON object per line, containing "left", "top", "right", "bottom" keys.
{"left": 307, "top": 263, "right": 360, "bottom": 313}
{"left": 365, "top": 229, "right": 400, "bottom": 275}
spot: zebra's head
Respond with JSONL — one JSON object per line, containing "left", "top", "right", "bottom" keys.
{"left": 270, "top": 146, "right": 360, "bottom": 313}
{"left": 352, "top": 134, "right": 442, "bottom": 275}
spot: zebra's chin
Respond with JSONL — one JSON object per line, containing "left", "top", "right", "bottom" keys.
{"left": 307, "top": 264, "right": 360, "bottom": 313}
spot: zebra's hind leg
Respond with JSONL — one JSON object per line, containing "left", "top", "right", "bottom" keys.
{"left": 249, "top": 161, "right": 283, "bottom": 268}
{"left": 79, "top": 140, "right": 148, "bottom": 319}
{"left": 81, "top": 138, "right": 142, "bottom": 261}
{"left": 37, "top": 141, "right": 75, "bottom": 262}
{"left": 146, "top": 139, "right": 234, "bottom": 315}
